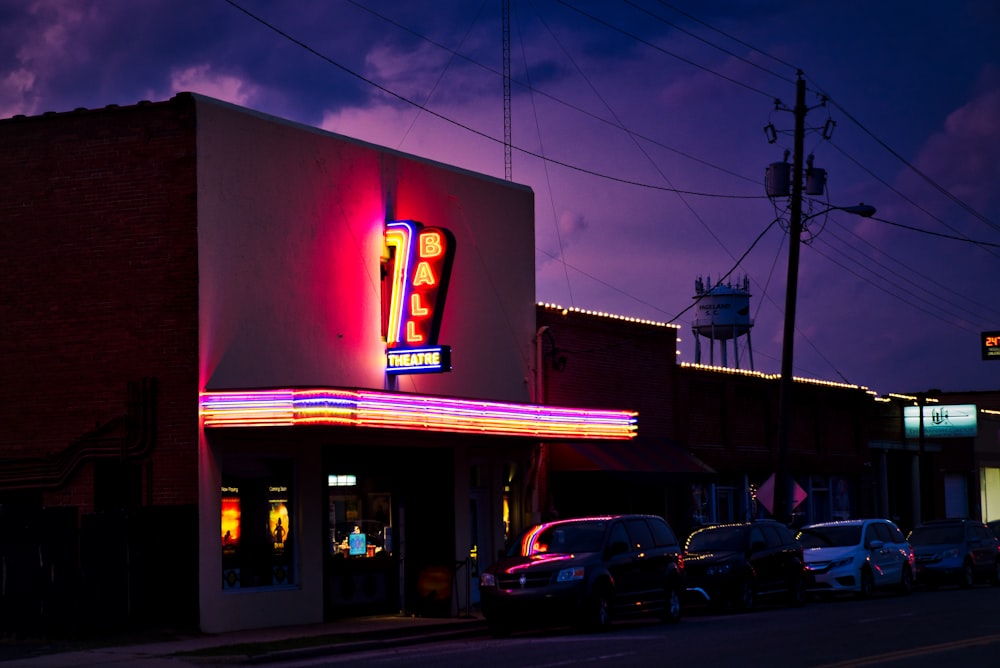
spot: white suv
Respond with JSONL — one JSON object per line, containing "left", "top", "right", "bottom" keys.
{"left": 797, "top": 519, "right": 914, "bottom": 598}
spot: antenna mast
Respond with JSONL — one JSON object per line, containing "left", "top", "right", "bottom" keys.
{"left": 502, "top": 0, "right": 512, "bottom": 180}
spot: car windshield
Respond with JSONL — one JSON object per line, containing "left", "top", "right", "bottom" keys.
{"left": 909, "top": 525, "right": 964, "bottom": 545}
{"left": 686, "top": 526, "right": 747, "bottom": 552}
{"left": 797, "top": 525, "right": 862, "bottom": 548}
{"left": 520, "top": 521, "right": 608, "bottom": 555}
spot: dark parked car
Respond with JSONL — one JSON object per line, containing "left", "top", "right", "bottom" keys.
{"left": 907, "top": 519, "right": 1000, "bottom": 588}
{"left": 683, "top": 519, "right": 807, "bottom": 611}
{"left": 478, "top": 514, "right": 685, "bottom": 635}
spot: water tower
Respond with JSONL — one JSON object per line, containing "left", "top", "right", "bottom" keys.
{"left": 692, "top": 276, "right": 754, "bottom": 369}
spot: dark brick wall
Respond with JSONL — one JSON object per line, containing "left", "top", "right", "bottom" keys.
{"left": 536, "top": 305, "right": 872, "bottom": 477}
{"left": 0, "top": 96, "right": 200, "bottom": 509}
{"left": 536, "top": 305, "right": 678, "bottom": 442}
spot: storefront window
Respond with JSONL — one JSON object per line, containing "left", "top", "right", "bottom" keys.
{"left": 328, "top": 474, "right": 392, "bottom": 559}
{"left": 221, "top": 457, "right": 295, "bottom": 589}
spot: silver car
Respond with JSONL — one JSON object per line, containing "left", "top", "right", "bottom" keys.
{"left": 797, "top": 519, "right": 914, "bottom": 598}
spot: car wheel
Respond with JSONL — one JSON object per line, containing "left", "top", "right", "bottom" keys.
{"left": 898, "top": 564, "right": 913, "bottom": 596}
{"left": 857, "top": 567, "right": 874, "bottom": 599}
{"left": 960, "top": 561, "right": 975, "bottom": 588}
{"left": 661, "top": 585, "right": 682, "bottom": 624}
{"left": 581, "top": 585, "right": 612, "bottom": 632}
{"left": 734, "top": 576, "right": 754, "bottom": 612}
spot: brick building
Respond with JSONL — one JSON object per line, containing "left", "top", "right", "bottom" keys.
{"left": 535, "top": 304, "right": 999, "bottom": 540}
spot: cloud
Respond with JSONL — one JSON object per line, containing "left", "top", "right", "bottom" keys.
{"left": 0, "top": 0, "right": 97, "bottom": 117}
{"left": 905, "top": 65, "right": 1000, "bottom": 221}
{"left": 162, "top": 65, "right": 260, "bottom": 108}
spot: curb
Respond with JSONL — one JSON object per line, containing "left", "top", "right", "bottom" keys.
{"left": 247, "top": 622, "right": 489, "bottom": 663}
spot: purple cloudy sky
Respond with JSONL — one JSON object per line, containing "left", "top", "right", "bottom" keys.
{"left": 2, "top": 0, "right": 998, "bottom": 395}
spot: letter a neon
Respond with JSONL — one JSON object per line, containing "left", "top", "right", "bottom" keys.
{"left": 412, "top": 261, "right": 436, "bottom": 287}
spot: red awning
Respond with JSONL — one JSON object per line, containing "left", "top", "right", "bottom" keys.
{"left": 548, "top": 441, "right": 715, "bottom": 475}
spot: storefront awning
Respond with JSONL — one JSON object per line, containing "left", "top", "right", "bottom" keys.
{"left": 548, "top": 441, "right": 715, "bottom": 475}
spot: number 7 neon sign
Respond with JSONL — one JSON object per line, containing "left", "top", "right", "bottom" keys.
{"left": 383, "top": 220, "right": 456, "bottom": 348}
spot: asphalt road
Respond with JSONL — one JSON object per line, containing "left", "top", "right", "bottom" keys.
{"left": 266, "top": 585, "right": 1000, "bottom": 668}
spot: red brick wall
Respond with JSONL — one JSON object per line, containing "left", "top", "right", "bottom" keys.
{"left": 0, "top": 96, "right": 200, "bottom": 510}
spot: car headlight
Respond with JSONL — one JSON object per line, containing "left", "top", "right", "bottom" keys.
{"left": 829, "top": 556, "right": 854, "bottom": 569}
{"left": 940, "top": 548, "right": 960, "bottom": 560}
{"left": 480, "top": 573, "right": 496, "bottom": 588}
{"left": 556, "top": 566, "right": 585, "bottom": 582}
{"left": 706, "top": 563, "right": 732, "bottom": 576}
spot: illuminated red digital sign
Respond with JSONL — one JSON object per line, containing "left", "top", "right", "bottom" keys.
{"left": 983, "top": 331, "right": 1000, "bottom": 361}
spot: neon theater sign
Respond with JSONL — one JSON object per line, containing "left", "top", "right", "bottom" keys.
{"left": 382, "top": 220, "right": 456, "bottom": 374}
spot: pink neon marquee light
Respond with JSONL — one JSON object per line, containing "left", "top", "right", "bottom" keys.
{"left": 199, "top": 388, "right": 637, "bottom": 440}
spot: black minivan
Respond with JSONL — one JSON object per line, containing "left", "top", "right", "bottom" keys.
{"left": 479, "top": 514, "right": 685, "bottom": 635}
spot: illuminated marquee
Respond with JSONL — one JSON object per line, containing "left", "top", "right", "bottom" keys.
{"left": 200, "top": 388, "right": 638, "bottom": 440}
{"left": 383, "top": 220, "right": 455, "bottom": 374}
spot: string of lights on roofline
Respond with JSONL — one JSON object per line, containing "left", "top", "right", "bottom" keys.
{"left": 539, "top": 302, "right": 870, "bottom": 393}
{"left": 537, "top": 302, "right": 678, "bottom": 329}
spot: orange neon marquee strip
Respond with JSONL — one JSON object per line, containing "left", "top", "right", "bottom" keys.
{"left": 199, "top": 388, "right": 637, "bottom": 440}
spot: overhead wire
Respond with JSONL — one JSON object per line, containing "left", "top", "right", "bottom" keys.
{"left": 393, "top": 1, "right": 488, "bottom": 151}
{"left": 223, "top": 0, "right": 759, "bottom": 199}
{"left": 827, "top": 218, "right": 997, "bottom": 318}
{"left": 223, "top": 0, "right": 995, "bottom": 383}
{"left": 826, "top": 98, "right": 1000, "bottom": 234}
{"left": 816, "top": 227, "right": 988, "bottom": 329}
{"left": 344, "top": 0, "right": 763, "bottom": 189}
{"left": 807, "top": 242, "right": 982, "bottom": 334}
{"left": 514, "top": 3, "right": 576, "bottom": 307}
{"left": 351, "top": 0, "right": 994, "bottom": 377}
{"left": 529, "top": 2, "right": 762, "bottom": 316}
{"left": 826, "top": 142, "right": 1000, "bottom": 259}
{"left": 555, "top": 0, "right": 780, "bottom": 100}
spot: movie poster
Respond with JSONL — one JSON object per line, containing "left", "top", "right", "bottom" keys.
{"left": 221, "top": 489, "right": 241, "bottom": 557}
{"left": 269, "top": 485, "right": 290, "bottom": 555}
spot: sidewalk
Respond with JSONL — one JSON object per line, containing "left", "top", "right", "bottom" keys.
{"left": 1, "top": 612, "right": 489, "bottom": 667}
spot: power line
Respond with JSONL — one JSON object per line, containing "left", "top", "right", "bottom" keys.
{"left": 345, "top": 0, "right": 762, "bottom": 188}
{"left": 633, "top": 0, "right": 796, "bottom": 84}
{"left": 225, "top": 0, "right": 763, "bottom": 200}
{"left": 827, "top": 98, "right": 999, "bottom": 234}
{"left": 556, "top": 0, "right": 778, "bottom": 100}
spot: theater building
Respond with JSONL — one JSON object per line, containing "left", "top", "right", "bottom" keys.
{"left": 0, "top": 94, "right": 636, "bottom": 634}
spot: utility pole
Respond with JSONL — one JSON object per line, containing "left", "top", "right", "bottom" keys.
{"left": 773, "top": 73, "right": 806, "bottom": 526}
{"left": 769, "top": 74, "right": 876, "bottom": 525}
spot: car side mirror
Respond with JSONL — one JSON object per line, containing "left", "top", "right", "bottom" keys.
{"left": 606, "top": 540, "right": 630, "bottom": 557}
{"left": 868, "top": 540, "right": 884, "bottom": 550}
{"left": 750, "top": 540, "right": 767, "bottom": 553}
